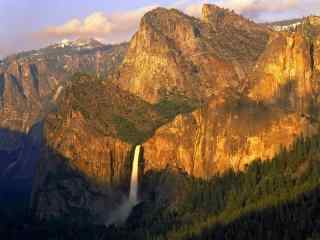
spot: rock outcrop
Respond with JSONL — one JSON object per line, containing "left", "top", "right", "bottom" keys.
{"left": 32, "top": 115, "right": 132, "bottom": 222}
{"left": 31, "top": 74, "right": 192, "bottom": 222}
{"left": 143, "top": 99, "right": 313, "bottom": 178}
{"left": 115, "top": 6, "right": 270, "bottom": 103}
{"left": 31, "top": 5, "right": 320, "bottom": 223}
{"left": 0, "top": 40, "right": 128, "bottom": 179}
{"left": 249, "top": 17, "right": 320, "bottom": 112}
{"left": 0, "top": 40, "right": 128, "bottom": 133}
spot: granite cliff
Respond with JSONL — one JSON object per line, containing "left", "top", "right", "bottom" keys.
{"left": 30, "top": 5, "right": 320, "bottom": 223}
{"left": 0, "top": 39, "right": 128, "bottom": 179}
{"left": 31, "top": 73, "right": 198, "bottom": 222}
{"left": 114, "top": 5, "right": 269, "bottom": 103}
{"left": 142, "top": 11, "right": 320, "bottom": 177}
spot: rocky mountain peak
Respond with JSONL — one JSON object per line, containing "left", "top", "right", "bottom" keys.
{"left": 307, "top": 15, "right": 320, "bottom": 26}
{"left": 141, "top": 7, "right": 191, "bottom": 25}
{"left": 26, "top": 4, "right": 320, "bottom": 226}
{"left": 138, "top": 6, "right": 197, "bottom": 42}
{"left": 202, "top": 4, "right": 267, "bottom": 33}
{"left": 115, "top": 4, "right": 270, "bottom": 103}
{"left": 202, "top": 4, "right": 226, "bottom": 22}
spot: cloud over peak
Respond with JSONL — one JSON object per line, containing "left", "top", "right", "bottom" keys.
{"left": 35, "top": 0, "right": 320, "bottom": 45}
{"left": 1, "top": 0, "right": 319, "bottom": 58}
{"left": 174, "top": 0, "right": 319, "bottom": 21}
{"left": 222, "top": 0, "right": 298, "bottom": 14}
{"left": 43, "top": 12, "right": 113, "bottom": 38}
{"left": 37, "top": 5, "right": 158, "bottom": 43}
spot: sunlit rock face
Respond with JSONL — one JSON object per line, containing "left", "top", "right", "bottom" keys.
{"left": 0, "top": 41, "right": 128, "bottom": 133}
{"left": 0, "top": 70, "right": 37, "bottom": 134}
{"left": 201, "top": 4, "right": 268, "bottom": 34}
{"left": 115, "top": 6, "right": 320, "bottom": 178}
{"left": 143, "top": 99, "right": 314, "bottom": 178}
{"left": 31, "top": 74, "right": 166, "bottom": 222}
{"left": 115, "top": 6, "right": 270, "bottom": 103}
{"left": 248, "top": 24, "right": 320, "bottom": 111}
{"left": 32, "top": 4, "right": 320, "bottom": 224}
{"left": 0, "top": 41, "right": 128, "bottom": 179}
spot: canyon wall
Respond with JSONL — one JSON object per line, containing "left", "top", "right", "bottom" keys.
{"left": 0, "top": 41, "right": 128, "bottom": 179}
{"left": 31, "top": 6, "right": 320, "bottom": 223}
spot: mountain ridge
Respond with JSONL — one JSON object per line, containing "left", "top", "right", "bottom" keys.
{"left": 0, "top": 3, "right": 318, "bottom": 231}
{"left": 29, "top": 4, "right": 320, "bottom": 224}
{"left": 0, "top": 39, "right": 128, "bottom": 183}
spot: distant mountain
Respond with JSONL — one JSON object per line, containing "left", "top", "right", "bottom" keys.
{"left": 269, "top": 18, "right": 302, "bottom": 26}
{"left": 3, "top": 39, "right": 128, "bottom": 78}
{"left": 50, "top": 38, "right": 106, "bottom": 50}
{"left": 266, "top": 18, "right": 303, "bottom": 31}
{"left": 5, "top": 38, "right": 112, "bottom": 62}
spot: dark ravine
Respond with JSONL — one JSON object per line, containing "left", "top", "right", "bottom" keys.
{"left": 0, "top": 40, "right": 129, "bottom": 224}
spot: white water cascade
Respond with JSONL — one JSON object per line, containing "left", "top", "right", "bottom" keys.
{"left": 129, "top": 145, "right": 141, "bottom": 205}
{"left": 105, "top": 145, "right": 141, "bottom": 226}
{"left": 53, "top": 86, "right": 63, "bottom": 101}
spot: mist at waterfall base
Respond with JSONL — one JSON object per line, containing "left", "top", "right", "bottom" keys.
{"left": 105, "top": 145, "right": 141, "bottom": 227}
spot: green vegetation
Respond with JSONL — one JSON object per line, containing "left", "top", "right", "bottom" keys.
{"left": 3, "top": 132, "right": 320, "bottom": 240}
{"left": 40, "top": 72, "right": 320, "bottom": 238}
{"left": 103, "top": 133, "right": 320, "bottom": 240}
{"left": 51, "top": 73, "right": 199, "bottom": 144}
{"left": 155, "top": 95, "right": 199, "bottom": 119}
{"left": 6, "top": 72, "right": 320, "bottom": 239}
{"left": 111, "top": 115, "right": 152, "bottom": 143}
{"left": 6, "top": 133, "right": 320, "bottom": 239}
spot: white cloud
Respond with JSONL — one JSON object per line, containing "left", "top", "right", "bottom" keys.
{"left": 43, "top": 12, "right": 113, "bottom": 38}
{"left": 184, "top": 3, "right": 204, "bottom": 17}
{"left": 2, "top": 0, "right": 318, "bottom": 58}
{"left": 175, "top": 0, "right": 320, "bottom": 21}
{"left": 35, "top": 0, "right": 320, "bottom": 45}
{"left": 219, "top": 0, "right": 299, "bottom": 17}
{"left": 221, "top": 0, "right": 320, "bottom": 21}
{"left": 37, "top": 5, "right": 158, "bottom": 43}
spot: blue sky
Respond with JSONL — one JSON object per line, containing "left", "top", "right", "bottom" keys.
{"left": 0, "top": 0, "right": 319, "bottom": 58}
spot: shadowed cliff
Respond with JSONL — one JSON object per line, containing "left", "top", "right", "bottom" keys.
{"left": 0, "top": 127, "right": 42, "bottom": 222}
{"left": 0, "top": 126, "right": 141, "bottom": 227}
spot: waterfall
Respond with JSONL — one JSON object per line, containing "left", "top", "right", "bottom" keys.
{"left": 53, "top": 86, "right": 63, "bottom": 101}
{"left": 105, "top": 145, "right": 141, "bottom": 227}
{"left": 129, "top": 145, "right": 141, "bottom": 204}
